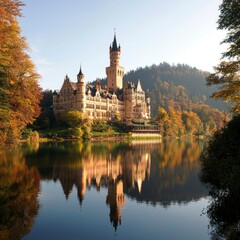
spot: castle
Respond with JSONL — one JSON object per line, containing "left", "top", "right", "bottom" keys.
{"left": 53, "top": 34, "right": 151, "bottom": 122}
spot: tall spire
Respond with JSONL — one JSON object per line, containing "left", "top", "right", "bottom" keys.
{"left": 77, "top": 64, "right": 84, "bottom": 77}
{"left": 111, "top": 30, "right": 120, "bottom": 52}
{"left": 112, "top": 33, "right": 118, "bottom": 51}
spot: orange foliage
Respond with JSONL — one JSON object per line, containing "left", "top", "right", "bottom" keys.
{"left": 0, "top": 0, "right": 42, "bottom": 146}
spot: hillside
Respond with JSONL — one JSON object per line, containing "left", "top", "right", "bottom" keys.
{"left": 123, "top": 62, "right": 228, "bottom": 114}
{"left": 36, "top": 63, "right": 229, "bottom": 136}
{"left": 98, "top": 62, "right": 229, "bottom": 136}
{"left": 99, "top": 62, "right": 228, "bottom": 115}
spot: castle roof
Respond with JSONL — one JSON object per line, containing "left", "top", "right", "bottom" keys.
{"left": 85, "top": 84, "right": 124, "bottom": 101}
{"left": 111, "top": 33, "right": 120, "bottom": 52}
{"left": 70, "top": 82, "right": 77, "bottom": 90}
{"left": 77, "top": 65, "right": 84, "bottom": 77}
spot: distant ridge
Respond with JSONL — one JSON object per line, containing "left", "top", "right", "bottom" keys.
{"left": 99, "top": 62, "right": 228, "bottom": 115}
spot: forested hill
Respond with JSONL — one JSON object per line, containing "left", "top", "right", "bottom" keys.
{"left": 122, "top": 62, "right": 227, "bottom": 114}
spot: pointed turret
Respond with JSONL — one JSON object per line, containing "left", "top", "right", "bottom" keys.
{"left": 77, "top": 65, "right": 84, "bottom": 83}
{"left": 110, "top": 33, "right": 120, "bottom": 52}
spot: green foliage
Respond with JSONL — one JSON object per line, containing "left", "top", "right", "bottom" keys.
{"left": 206, "top": 0, "right": 240, "bottom": 114}
{"left": 200, "top": 115, "right": 240, "bottom": 239}
{"left": 82, "top": 125, "right": 92, "bottom": 139}
{"left": 59, "top": 127, "right": 83, "bottom": 139}
{"left": 92, "top": 120, "right": 109, "bottom": 132}
{"left": 218, "top": 0, "right": 240, "bottom": 59}
{"left": 50, "top": 110, "right": 92, "bottom": 140}
{"left": 58, "top": 109, "right": 83, "bottom": 128}
{"left": 32, "top": 90, "right": 56, "bottom": 129}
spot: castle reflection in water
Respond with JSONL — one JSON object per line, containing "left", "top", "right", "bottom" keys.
{"left": 47, "top": 142, "right": 151, "bottom": 230}
{"left": 25, "top": 140, "right": 207, "bottom": 230}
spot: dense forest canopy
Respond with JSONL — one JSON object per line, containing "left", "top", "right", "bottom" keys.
{"left": 123, "top": 62, "right": 228, "bottom": 113}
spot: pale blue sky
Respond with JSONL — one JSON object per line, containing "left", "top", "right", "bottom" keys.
{"left": 19, "top": 0, "right": 225, "bottom": 90}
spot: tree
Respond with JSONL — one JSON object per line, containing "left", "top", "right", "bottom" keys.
{"left": 156, "top": 107, "right": 170, "bottom": 136}
{"left": 168, "top": 107, "right": 185, "bottom": 137}
{"left": 200, "top": 115, "right": 240, "bottom": 239}
{"left": 60, "top": 109, "right": 83, "bottom": 128}
{"left": 32, "top": 90, "right": 55, "bottom": 129}
{"left": 182, "top": 111, "right": 203, "bottom": 136}
{"left": 206, "top": 0, "right": 240, "bottom": 114}
{"left": 0, "top": 0, "right": 42, "bottom": 146}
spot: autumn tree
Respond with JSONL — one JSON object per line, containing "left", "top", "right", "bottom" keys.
{"left": 206, "top": 0, "right": 240, "bottom": 114}
{"left": 182, "top": 111, "right": 203, "bottom": 136}
{"left": 156, "top": 107, "right": 170, "bottom": 136}
{"left": 168, "top": 107, "right": 185, "bottom": 137}
{"left": 0, "top": 0, "right": 42, "bottom": 146}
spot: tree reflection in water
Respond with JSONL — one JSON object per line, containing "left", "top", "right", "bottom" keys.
{"left": 0, "top": 148, "right": 40, "bottom": 240}
{"left": 0, "top": 139, "right": 208, "bottom": 237}
{"left": 200, "top": 116, "right": 240, "bottom": 240}
{"left": 24, "top": 140, "right": 207, "bottom": 231}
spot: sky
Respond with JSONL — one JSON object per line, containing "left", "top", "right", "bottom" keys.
{"left": 19, "top": 0, "right": 226, "bottom": 91}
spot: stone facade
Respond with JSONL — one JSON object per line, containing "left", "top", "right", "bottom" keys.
{"left": 53, "top": 34, "right": 151, "bottom": 122}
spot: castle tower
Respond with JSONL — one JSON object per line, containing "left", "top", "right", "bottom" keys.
{"left": 77, "top": 65, "right": 84, "bottom": 83}
{"left": 123, "top": 81, "right": 135, "bottom": 120}
{"left": 106, "top": 179, "right": 125, "bottom": 230}
{"left": 106, "top": 33, "right": 124, "bottom": 91}
{"left": 76, "top": 65, "right": 86, "bottom": 112}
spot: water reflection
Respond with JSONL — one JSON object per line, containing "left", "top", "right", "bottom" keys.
{"left": 0, "top": 140, "right": 208, "bottom": 237}
{"left": 0, "top": 149, "right": 40, "bottom": 239}
{"left": 23, "top": 140, "right": 207, "bottom": 230}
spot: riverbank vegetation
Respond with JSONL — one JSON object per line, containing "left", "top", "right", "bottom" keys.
{"left": 0, "top": 1, "right": 232, "bottom": 146}
{"left": 200, "top": 0, "right": 240, "bottom": 238}
{"left": 27, "top": 89, "right": 228, "bottom": 142}
{"left": 0, "top": 0, "right": 42, "bottom": 147}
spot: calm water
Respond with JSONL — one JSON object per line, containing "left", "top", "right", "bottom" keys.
{"left": 0, "top": 140, "right": 210, "bottom": 240}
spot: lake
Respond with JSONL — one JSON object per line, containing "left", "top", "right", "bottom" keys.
{"left": 0, "top": 140, "right": 210, "bottom": 240}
